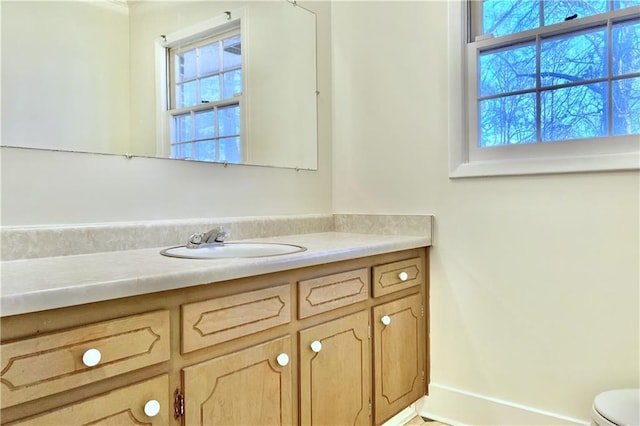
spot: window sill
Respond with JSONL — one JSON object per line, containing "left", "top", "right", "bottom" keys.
{"left": 449, "top": 151, "right": 639, "bottom": 178}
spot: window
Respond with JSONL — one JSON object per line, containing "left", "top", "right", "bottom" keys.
{"left": 155, "top": 9, "right": 246, "bottom": 163}
{"left": 449, "top": 1, "right": 640, "bottom": 177}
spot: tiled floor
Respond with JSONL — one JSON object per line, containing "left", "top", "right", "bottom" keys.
{"left": 404, "top": 416, "right": 449, "bottom": 426}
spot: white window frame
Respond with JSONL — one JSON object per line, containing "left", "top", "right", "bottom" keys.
{"left": 154, "top": 8, "right": 247, "bottom": 161}
{"left": 449, "top": 1, "right": 640, "bottom": 178}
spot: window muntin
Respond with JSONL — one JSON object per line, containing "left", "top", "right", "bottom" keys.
{"left": 168, "top": 30, "right": 243, "bottom": 163}
{"left": 470, "top": 1, "right": 640, "bottom": 151}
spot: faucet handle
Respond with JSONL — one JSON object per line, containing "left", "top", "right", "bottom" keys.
{"left": 203, "top": 226, "right": 227, "bottom": 243}
{"left": 186, "top": 233, "right": 204, "bottom": 248}
{"left": 185, "top": 226, "right": 227, "bottom": 249}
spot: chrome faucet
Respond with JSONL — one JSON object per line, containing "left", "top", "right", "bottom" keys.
{"left": 186, "top": 226, "right": 228, "bottom": 249}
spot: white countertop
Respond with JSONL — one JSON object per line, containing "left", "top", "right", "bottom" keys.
{"left": 0, "top": 232, "right": 430, "bottom": 317}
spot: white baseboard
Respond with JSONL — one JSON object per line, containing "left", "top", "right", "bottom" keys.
{"left": 416, "top": 383, "right": 591, "bottom": 426}
{"left": 382, "top": 403, "right": 418, "bottom": 426}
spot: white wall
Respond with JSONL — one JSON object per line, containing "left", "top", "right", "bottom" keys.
{"left": 0, "top": 146, "right": 331, "bottom": 225}
{"left": 331, "top": 1, "right": 639, "bottom": 424}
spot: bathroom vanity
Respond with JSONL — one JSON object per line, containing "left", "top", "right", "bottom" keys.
{"left": 0, "top": 229, "right": 430, "bottom": 426}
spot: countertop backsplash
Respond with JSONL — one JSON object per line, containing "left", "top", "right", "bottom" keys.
{"left": 1, "top": 214, "right": 433, "bottom": 261}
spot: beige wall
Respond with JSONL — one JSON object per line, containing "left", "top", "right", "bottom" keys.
{"left": 331, "top": 1, "right": 639, "bottom": 424}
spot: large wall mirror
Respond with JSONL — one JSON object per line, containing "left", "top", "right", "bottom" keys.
{"left": 1, "top": 0, "right": 318, "bottom": 170}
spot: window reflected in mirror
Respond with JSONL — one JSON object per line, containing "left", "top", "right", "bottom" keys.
{"left": 169, "top": 30, "right": 243, "bottom": 163}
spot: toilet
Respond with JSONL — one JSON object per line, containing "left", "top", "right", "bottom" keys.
{"left": 592, "top": 389, "right": 640, "bottom": 426}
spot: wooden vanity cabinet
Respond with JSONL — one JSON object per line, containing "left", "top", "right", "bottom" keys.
{"left": 0, "top": 247, "right": 429, "bottom": 426}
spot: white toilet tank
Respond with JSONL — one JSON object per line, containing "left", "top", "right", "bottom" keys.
{"left": 592, "top": 389, "right": 640, "bottom": 426}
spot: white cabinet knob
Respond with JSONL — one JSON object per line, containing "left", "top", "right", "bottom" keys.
{"left": 82, "top": 348, "right": 102, "bottom": 367}
{"left": 398, "top": 271, "right": 409, "bottom": 281}
{"left": 381, "top": 315, "right": 392, "bottom": 326}
{"left": 144, "top": 399, "right": 161, "bottom": 417}
{"left": 310, "top": 340, "right": 322, "bottom": 353}
{"left": 276, "top": 353, "right": 289, "bottom": 366}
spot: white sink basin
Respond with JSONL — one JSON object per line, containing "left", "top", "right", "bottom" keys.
{"left": 160, "top": 242, "right": 306, "bottom": 259}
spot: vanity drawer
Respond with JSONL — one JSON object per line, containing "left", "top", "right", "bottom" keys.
{"left": 182, "top": 284, "right": 291, "bottom": 353}
{"left": 298, "top": 268, "right": 369, "bottom": 319}
{"left": 372, "top": 257, "right": 423, "bottom": 297}
{"left": 0, "top": 310, "right": 170, "bottom": 408}
{"left": 9, "top": 375, "right": 170, "bottom": 425}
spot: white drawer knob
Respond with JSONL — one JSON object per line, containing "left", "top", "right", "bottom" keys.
{"left": 82, "top": 348, "right": 102, "bottom": 367}
{"left": 398, "top": 271, "right": 409, "bottom": 281}
{"left": 144, "top": 399, "right": 161, "bottom": 417}
{"left": 276, "top": 353, "right": 289, "bottom": 366}
{"left": 310, "top": 340, "right": 322, "bottom": 353}
{"left": 381, "top": 315, "right": 391, "bottom": 326}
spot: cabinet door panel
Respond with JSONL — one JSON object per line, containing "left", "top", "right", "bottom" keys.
{"left": 9, "top": 375, "right": 169, "bottom": 425}
{"left": 299, "top": 310, "right": 370, "bottom": 426}
{"left": 373, "top": 294, "right": 424, "bottom": 425}
{"left": 182, "top": 336, "right": 292, "bottom": 426}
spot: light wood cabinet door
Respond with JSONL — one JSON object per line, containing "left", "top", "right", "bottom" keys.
{"left": 182, "top": 336, "right": 293, "bottom": 426}
{"left": 372, "top": 294, "right": 425, "bottom": 425}
{"left": 299, "top": 310, "right": 370, "bottom": 426}
{"left": 9, "top": 375, "right": 170, "bottom": 425}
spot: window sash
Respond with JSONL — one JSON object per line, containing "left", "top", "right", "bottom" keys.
{"left": 469, "top": 0, "right": 640, "bottom": 41}
{"left": 168, "top": 29, "right": 241, "bottom": 111}
{"left": 169, "top": 100, "right": 242, "bottom": 162}
{"left": 466, "top": 5, "right": 640, "bottom": 164}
